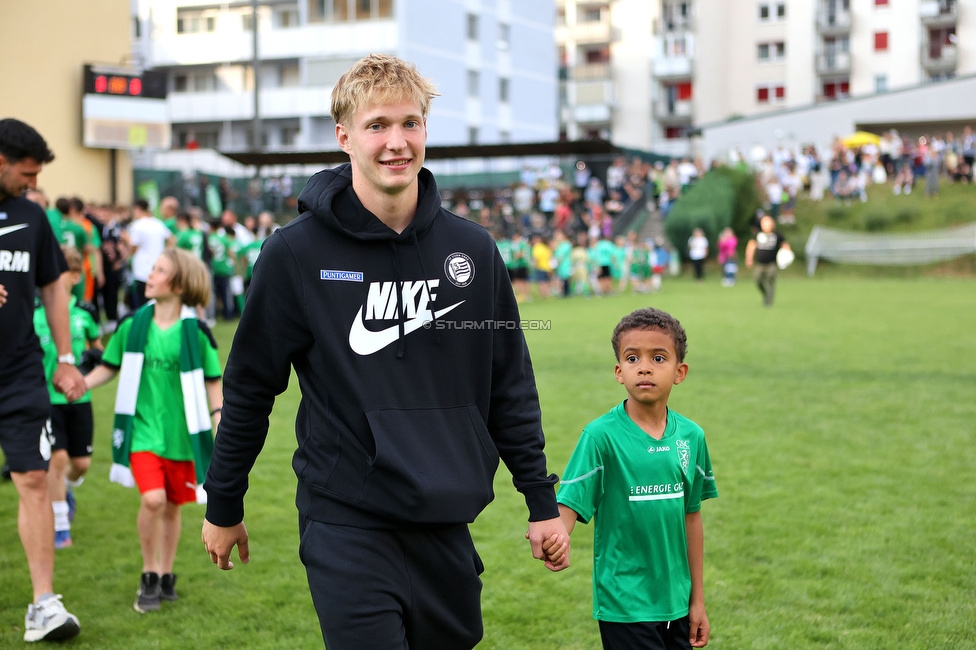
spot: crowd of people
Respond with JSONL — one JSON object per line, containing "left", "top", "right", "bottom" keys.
{"left": 20, "top": 191, "right": 281, "bottom": 333}
{"left": 741, "top": 125, "right": 975, "bottom": 224}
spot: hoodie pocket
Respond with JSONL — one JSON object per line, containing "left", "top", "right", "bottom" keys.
{"left": 361, "top": 404, "right": 500, "bottom": 523}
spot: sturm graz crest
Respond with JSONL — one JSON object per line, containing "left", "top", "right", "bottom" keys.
{"left": 444, "top": 252, "right": 475, "bottom": 287}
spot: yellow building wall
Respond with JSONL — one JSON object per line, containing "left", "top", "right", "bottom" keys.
{"left": 0, "top": 0, "right": 133, "bottom": 204}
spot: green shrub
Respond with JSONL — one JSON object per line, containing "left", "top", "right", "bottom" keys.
{"left": 665, "top": 166, "right": 759, "bottom": 259}
{"left": 826, "top": 205, "right": 848, "bottom": 221}
{"left": 894, "top": 206, "right": 919, "bottom": 224}
{"left": 863, "top": 211, "right": 893, "bottom": 231}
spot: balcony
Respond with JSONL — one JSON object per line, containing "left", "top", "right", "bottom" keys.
{"left": 653, "top": 99, "right": 693, "bottom": 122}
{"left": 571, "top": 62, "right": 611, "bottom": 81}
{"left": 920, "top": 0, "right": 957, "bottom": 28}
{"left": 653, "top": 16, "right": 695, "bottom": 35}
{"left": 150, "top": 19, "right": 396, "bottom": 66}
{"left": 816, "top": 51, "right": 851, "bottom": 75}
{"left": 816, "top": 10, "right": 851, "bottom": 35}
{"left": 168, "top": 86, "right": 333, "bottom": 123}
{"left": 653, "top": 33, "right": 695, "bottom": 79}
{"left": 920, "top": 43, "right": 958, "bottom": 73}
{"left": 556, "top": 17, "right": 612, "bottom": 45}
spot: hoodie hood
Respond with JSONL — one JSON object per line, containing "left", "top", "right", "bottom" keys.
{"left": 296, "top": 163, "right": 441, "bottom": 243}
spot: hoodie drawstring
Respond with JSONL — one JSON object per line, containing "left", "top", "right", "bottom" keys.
{"left": 390, "top": 240, "right": 407, "bottom": 359}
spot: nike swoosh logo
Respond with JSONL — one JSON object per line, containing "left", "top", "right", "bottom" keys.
{"left": 0, "top": 224, "right": 29, "bottom": 238}
{"left": 348, "top": 301, "right": 464, "bottom": 356}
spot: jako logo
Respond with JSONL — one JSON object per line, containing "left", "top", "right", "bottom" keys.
{"left": 348, "top": 280, "right": 464, "bottom": 356}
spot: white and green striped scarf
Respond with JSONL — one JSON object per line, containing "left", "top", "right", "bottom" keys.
{"left": 110, "top": 303, "right": 214, "bottom": 504}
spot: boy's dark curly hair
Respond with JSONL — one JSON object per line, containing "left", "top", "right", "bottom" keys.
{"left": 0, "top": 118, "right": 55, "bottom": 164}
{"left": 611, "top": 308, "right": 688, "bottom": 362}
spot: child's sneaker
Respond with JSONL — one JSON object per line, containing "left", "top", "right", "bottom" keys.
{"left": 54, "top": 530, "right": 73, "bottom": 549}
{"left": 66, "top": 489, "right": 76, "bottom": 522}
{"left": 160, "top": 573, "right": 178, "bottom": 602}
{"left": 23, "top": 594, "right": 80, "bottom": 642}
{"left": 134, "top": 572, "right": 161, "bottom": 613}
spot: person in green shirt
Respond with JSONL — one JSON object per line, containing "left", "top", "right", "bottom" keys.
{"left": 174, "top": 211, "right": 206, "bottom": 261}
{"left": 208, "top": 226, "right": 238, "bottom": 320}
{"left": 84, "top": 248, "right": 222, "bottom": 614}
{"left": 547, "top": 307, "right": 717, "bottom": 649}
{"left": 33, "top": 247, "right": 103, "bottom": 549}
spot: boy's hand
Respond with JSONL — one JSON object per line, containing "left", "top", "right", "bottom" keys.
{"left": 688, "top": 601, "right": 709, "bottom": 647}
{"left": 202, "top": 519, "right": 249, "bottom": 570}
{"left": 541, "top": 533, "right": 568, "bottom": 567}
{"left": 526, "top": 518, "right": 570, "bottom": 571}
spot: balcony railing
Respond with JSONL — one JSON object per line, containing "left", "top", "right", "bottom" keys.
{"left": 556, "top": 17, "right": 612, "bottom": 44}
{"left": 920, "top": 43, "right": 958, "bottom": 72}
{"left": 816, "top": 51, "right": 851, "bottom": 75}
{"left": 816, "top": 10, "right": 851, "bottom": 34}
{"left": 571, "top": 62, "right": 611, "bottom": 81}
{"left": 920, "top": 0, "right": 957, "bottom": 27}
{"left": 653, "top": 99, "right": 693, "bottom": 121}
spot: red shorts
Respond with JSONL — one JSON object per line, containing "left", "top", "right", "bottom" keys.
{"left": 129, "top": 451, "right": 198, "bottom": 505}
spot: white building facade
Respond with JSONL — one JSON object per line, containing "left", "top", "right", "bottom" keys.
{"left": 556, "top": 0, "right": 973, "bottom": 158}
{"left": 131, "top": 0, "right": 557, "bottom": 173}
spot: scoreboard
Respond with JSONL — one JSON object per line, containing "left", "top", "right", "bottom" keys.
{"left": 82, "top": 64, "right": 170, "bottom": 150}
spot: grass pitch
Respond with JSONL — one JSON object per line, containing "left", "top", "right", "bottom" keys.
{"left": 1, "top": 274, "right": 974, "bottom": 648}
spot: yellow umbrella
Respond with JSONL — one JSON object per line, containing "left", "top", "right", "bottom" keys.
{"left": 842, "top": 131, "right": 881, "bottom": 148}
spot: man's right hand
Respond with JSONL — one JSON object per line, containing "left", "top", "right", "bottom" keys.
{"left": 202, "top": 519, "right": 250, "bottom": 570}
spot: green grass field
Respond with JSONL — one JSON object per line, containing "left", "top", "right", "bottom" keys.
{"left": 2, "top": 275, "right": 975, "bottom": 648}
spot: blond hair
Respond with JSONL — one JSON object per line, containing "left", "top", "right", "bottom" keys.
{"left": 160, "top": 248, "right": 212, "bottom": 308}
{"left": 331, "top": 54, "right": 439, "bottom": 127}
{"left": 60, "top": 245, "right": 83, "bottom": 274}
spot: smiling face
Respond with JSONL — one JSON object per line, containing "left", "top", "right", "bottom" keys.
{"left": 336, "top": 98, "right": 427, "bottom": 206}
{"left": 0, "top": 155, "right": 42, "bottom": 200}
{"left": 614, "top": 328, "right": 688, "bottom": 407}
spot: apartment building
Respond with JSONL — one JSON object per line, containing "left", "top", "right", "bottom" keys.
{"left": 131, "top": 0, "right": 557, "bottom": 172}
{"left": 557, "top": 0, "right": 974, "bottom": 158}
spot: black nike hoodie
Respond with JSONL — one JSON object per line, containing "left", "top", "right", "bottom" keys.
{"left": 205, "top": 164, "right": 559, "bottom": 528}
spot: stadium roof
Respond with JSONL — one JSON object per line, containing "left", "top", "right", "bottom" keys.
{"left": 217, "top": 139, "right": 669, "bottom": 167}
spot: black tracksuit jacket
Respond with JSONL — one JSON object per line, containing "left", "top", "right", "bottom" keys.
{"left": 204, "top": 164, "right": 559, "bottom": 529}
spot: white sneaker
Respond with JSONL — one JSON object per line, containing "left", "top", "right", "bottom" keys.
{"left": 24, "top": 595, "right": 80, "bottom": 642}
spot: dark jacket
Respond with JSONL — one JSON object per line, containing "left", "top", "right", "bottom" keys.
{"left": 204, "top": 164, "right": 558, "bottom": 528}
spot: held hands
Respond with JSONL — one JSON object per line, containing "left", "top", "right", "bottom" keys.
{"left": 202, "top": 519, "right": 250, "bottom": 570}
{"left": 526, "top": 518, "right": 570, "bottom": 572}
{"left": 53, "top": 364, "right": 87, "bottom": 402}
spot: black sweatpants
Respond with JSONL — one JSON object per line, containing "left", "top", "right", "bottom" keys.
{"left": 299, "top": 519, "right": 485, "bottom": 650}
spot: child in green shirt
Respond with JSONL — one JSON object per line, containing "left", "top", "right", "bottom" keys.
{"left": 547, "top": 308, "right": 717, "bottom": 649}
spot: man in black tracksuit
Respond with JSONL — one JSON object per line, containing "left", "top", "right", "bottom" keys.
{"left": 202, "top": 55, "right": 570, "bottom": 649}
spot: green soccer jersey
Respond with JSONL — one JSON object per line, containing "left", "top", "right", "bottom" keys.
{"left": 59, "top": 219, "right": 89, "bottom": 255}
{"left": 33, "top": 297, "right": 100, "bottom": 405}
{"left": 238, "top": 239, "right": 264, "bottom": 280}
{"left": 176, "top": 228, "right": 206, "bottom": 261}
{"left": 557, "top": 402, "right": 717, "bottom": 623}
{"left": 511, "top": 239, "right": 531, "bottom": 270}
{"left": 553, "top": 240, "right": 573, "bottom": 279}
{"left": 209, "top": 233, "right": 237, "bottom": 277}
{"left": 103, "top": 317, "right": 221, "bottom": 461}
{"left": 496, "top": 239, "right": 513, "bottom": 267}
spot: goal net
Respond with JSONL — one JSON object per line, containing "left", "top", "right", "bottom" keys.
{"left": 804, "top": 224, "right": 976, "bottom": 275}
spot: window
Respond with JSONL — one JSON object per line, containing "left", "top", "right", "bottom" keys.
{"left": 582, "top": 6, "right": 603, "bottom": 22}
{"left": 874, "top": 31, "right": 888, "bottom": 50}
{"left": 468, "top": 126, "right": 479, "bottom": 145}
{"left": 281, "top": 126, "right": 301, "bottom": 146}
{"left": 356, "top": 0, "right": 372, "bottom": 20}
{"left": 757, "top": 84, "right": 785, "bottom": 103}
{"left": 276, "top": 8, "right": 299, "bottom": 28}
{"left": 173, "top": 75, "right": 188, "bottom": 92}
{"left": 467, "top": 70, "right": 479, "bottom": 98}
{"left": 875, "top": 74, "right": 888, "bottom": 92}
{"left": 759, "top": 3, "right": 770, "bottom": 20}
{"left": 500, "top": 130, "right": 511, "bottom": 143}
{"left": 467, "top": 13, "right": 478, "bottom": 40}
{"left": 498, "top": 23, "right": 510, "bottom": 50}
{"left": 665, "top": 126, "right": 684, "bottom": 139}
{"left": 875, "top": 0, "right": 888, "bottom": 5}
{"left": 676, "top": 81, "right": 692, "bottom": 100}
{"left": 133, "top": 16, "right": 142, "bottom": 39}
{"left": 758, "top": 42, "right": 786, "bottom": 61}
{"left": 499, "top": 78, "right": 510, "bottom": 103}
{"left": 776, "top": 3, "right": 786, "bottom": 17}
